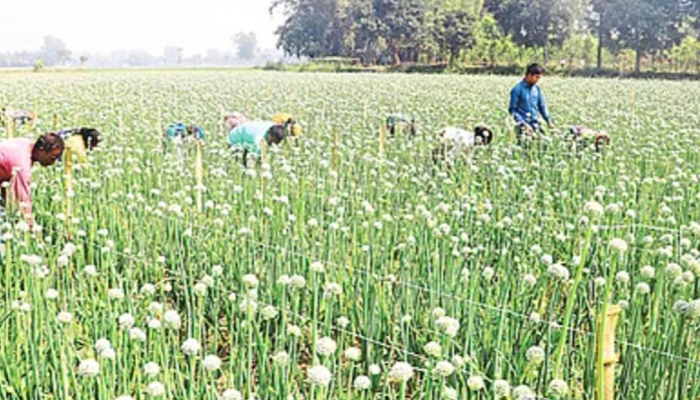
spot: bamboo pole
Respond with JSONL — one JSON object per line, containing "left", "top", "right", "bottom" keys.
{"left": 52, "top": 114, "right": 59, "bottom": 132}
{"left": 597, "top": 305, "right": 621, "bottom": 400}
{"left": 379, "top": 123, "right": 386, "bottom": 156}
{"left": 260, "top": 140, "right": 267, "bottom": 201}
{"left": 195, "top": 140, "right": 203, "bottom": 213}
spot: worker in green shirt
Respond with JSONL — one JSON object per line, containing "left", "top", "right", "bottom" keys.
{"left": 228, "top": 121, "right": 289, "bottom": 167}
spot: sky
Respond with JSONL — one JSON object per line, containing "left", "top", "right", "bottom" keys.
{"left": 0, "top": 0, "right": 283, "bottom": 56}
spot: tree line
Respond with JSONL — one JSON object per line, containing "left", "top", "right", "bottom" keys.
{"left": 271, "top": 0, "right": 700, "bottom": 74}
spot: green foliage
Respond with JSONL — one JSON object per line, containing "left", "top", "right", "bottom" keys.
{"left": 33, "top": 59, "right": 45, "bottom": 72}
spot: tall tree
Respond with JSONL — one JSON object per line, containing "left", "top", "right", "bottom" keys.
{"left": 485, "top": 0, "right": 573, "bottom": 63}
{"left": 232, "top": 32, "right": 258, "bottom": 61}
{"left": 40, "top": 36, "right": 71, "bottom": 66}
{"left": 272, "top": 0, "right": 346, "bottom": 58}
{"left": 433, "top": 9, "right": 476, "bottom": 66}
{"left": 603, "top": 0, "right": 686, "bottom": 74}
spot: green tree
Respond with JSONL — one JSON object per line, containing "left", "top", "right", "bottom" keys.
{"left": 602, "top": 0, "right": 686, "bottom": 74}
{"left": 272, "top": 0, "right": 347, "bottom": 58}
{"left": 485, "top": 0, "right": 574, "bottom": 63}
{"left": 433, "top": 9, "right": 476, "bottom": 66}
{"left": 40, "top": 36, "right": 71, "bottom": 66}
{"left": 232, "top": 32, "right": 258, "bottom": 61}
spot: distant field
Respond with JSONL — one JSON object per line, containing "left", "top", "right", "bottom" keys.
{"left": 1, "top": 70, "right": 699, "bottom": 400}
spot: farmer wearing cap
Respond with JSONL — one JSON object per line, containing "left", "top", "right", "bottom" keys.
{"left": 509, "top": 63, "right": 554, "bottom": 145}
{"left": 272, "top": 113, "right": 302, "bottom": 137}
{"left": 228, "top": 121, "right": 288, "bottom": 167}
{"left": 58, "top": 128, "right": 102, "bottom": 168}
{"left": 386, "top": 114, "right": 417, "bottom": 137}
{"left": 164, "top": 123, "right": 205, "bottom": 161}
{"left": 0, "top": 133, "right": 64, "bottom": 223}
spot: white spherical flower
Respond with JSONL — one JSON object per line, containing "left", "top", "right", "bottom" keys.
{"left": 290, "top": 275, "right": 306, "bottom": 289}
{"left": 84, "top": 265, "right": 98, "bottom": 276}
{"left": 316, "top": 337, "right": 337, "bottom": 356}
{"left": 482, "top": 267, "right": 495, "bottom": 280}
{"left": 310, "top": 261, "right": 325, "bottom": 273}
{"left": 118, "top": 313, "right": 135, "bottom": 329}
{"left": 336, "top": 316, "right": 350, "bottom": 328}
{"left": 212, "top": 265, "right": 224, "bottom": 276}
{"left": 242, "top": 274, "right": 259, "bottom": 288}
{"left": 147, "top": 381, "right": 165, "bottom": 397}
{"left": 141, "top": 284, "right": 156, "bottom": 296}
{"left": 353, "top": 375, "right": 371, "bottom": 390}
{"left": 615, "top": 271, "right": 630, "bottom": 285}
{"left": 548, "top": 379, "right": 569, "bottom": 397}
{"left": 221, "top": 389, "right": 243, "bottom": 400}
{"left": 686, "top": 299, "right": 700, "bottom": 319}
{"left": 307, "top": 365, "right": 332, "bottom": 387}
{"left": 277, "top": 274, "right": 291, "bottom": 285}
{"left": 388, "top": 362, "right": 414, "bottom": 383}
{"left": 424, "top": 341, "right": 442, "bottom": 358}
{"left": 666, "top": 263, "right": 683, "bottom": 279}
{"left": 130, "top": 328, "right": 147, "bottom": 342}
{"left": 436, "top": 316, "right": 460, "bottom": 337}
{"left": 203, "top": 355, "right": 222, "bottom": 371}
{"left": 444, "top": 386, "right": 458, "bottom": 400}
{"left": 57, "top": 311, "right": 73, "bottom": 324}
{"left": 513, "top": 385, "right": 534, "bottom": 400}
{"left": 323, "top": 282, "right": 343, "bottom": 297}
{"left": 148, "top": 302, "right": 164, "bottom": 315}
{"left": 636, "top": 282, "right": 651, "bottom": 295}
{"left": 641, "top": 266, "right": 655, "bottom": 279}
{"left": 451, "top": 355, "right": 464, "bottom": 369}
{"left": 584, "top": 200, "right": 604, "bottom": 216}
{"left": 108, "top": 288, "right": 125, "bottom": 300}
{"left": 144, "top": 362, "right": 160, "bottom": 377}
{"left": 201, "top": 275, "right": 215, "bottom": 287}
{"left": 287, "top": 324, "right": 302, "bottom": 337}
{"left": 261, "top": 305, "right": 278, "bottom": 320}
{"left": 272, "top": 351, "right": 290, "bottom": 366}
{"left": 100, "top": 348, "right": 116, "bottom": 360}
{"left": 181, "top": 338, "right": 201, "bottom": 356}
{"left": 530, "top": 312, "right": 541, "bottom": 323}
{"left": 344, "top": 347, "right": 362, "bottom": 362}
{"left": 163, "top": 310, "right": 181, "bottom": 329}
{"left": 431, "top": 307, "right": 446, "bottom": 319}
{"left": 541, "top": 254, "right": 553, "bottom": 266}
{"left": 467, "top": 376, "right": 485, "bottom": 391}
{"left": 526, "top": 346, "right": 545, "bottom": 365}
{"left": 95, "top": 339, "right": 112, "bottom": 353}
{"left": 193, "top": 282, "right": 208, "bottom": 296}
{"left": 45, "top": 288, "right": 59, "bottom": 300}
{"left": 523, "top": 274, "right": 537, "bottom": 288}
{"left": 493, "top": 379, "right": 511, "bottom": 399}
{"left": 609, "top": 238, "right": 628, "bottom": 254}
{"left": 433, "top": 360, "right": 455, "bottom": 377}
{"left": 368, "top": 364, "right": 381, "bottom": 376}
{"left": 594, "top": 277, "right": 607, "bottom": 288}
{"left": 78, "top": 359, "right": 100, "bottom": 378}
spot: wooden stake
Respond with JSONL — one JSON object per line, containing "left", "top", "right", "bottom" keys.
{"left": 333, "top": 128, "right": 339, "bottom": 173}
{"left": 52, "top": 114, "right": 59, "bottom": 132}
{"left": 597, "top": 305, "right": 621, "bottom": 400}
{"left": 195, "top": 140, "right": 203, "bottom": 213}
{"left": 65, "top": 147, "right": 73, "bottom": 229}
{"left": 379, "top": 124, "right": 386, "bottom": 156}
{"left": 260, "top": 141, "right": 267, "bottom": 200}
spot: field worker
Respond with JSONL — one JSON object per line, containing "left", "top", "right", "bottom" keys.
{"left": 1, "top": 107, "right": 36, "bottom": 127}
{"left": 228, "top": 121, "right": 289, "bottom": 167}
{"left": 386, "top": 114, "right": 417, "bottom": 138}
{"left": 0, "top": 133, "right": 64, "bottom": 221}
{"left": 164, "top": 123, "right": 205, "bottom": 161}
{"left": 272, "top": 113, "right": 302, "bottom": 137}
{"left": 509, "top": 63, "right": 554, "bottom": 145}
{"left": 58, "top": 128, "right": 102, "bottom": 168}
{"left": 224, "top": 112, "right": 247, "bottom": 131}
{"left": 432, "top": 125, "right": 494, "bottom": 165}
{"left": 569, "top": 126, "right": 611, "bottom": 152}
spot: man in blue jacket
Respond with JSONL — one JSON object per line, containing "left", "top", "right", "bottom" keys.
{"left": 509, "top": 63, "right": 554, "bottom": 145}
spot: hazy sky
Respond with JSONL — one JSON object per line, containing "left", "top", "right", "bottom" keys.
{"left": 0, "top": 0, "right": 282, "bottom": 56}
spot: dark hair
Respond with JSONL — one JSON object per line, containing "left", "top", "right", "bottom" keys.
{"left": 526, "top": 63, "right": 545, "bottom": 76}
{"left": 266, "top": 125, "right": 288, "bottom": 146}
{"left": 474, "top": 126, "right": 494, "bottom": 145}
{"left": 35, "top": 132, "right": 65, "bottom": 152}
{"left": 76, "top": 127, "right": 101, "bottom": 149}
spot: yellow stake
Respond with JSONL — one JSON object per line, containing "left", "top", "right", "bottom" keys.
{"left": 52, "top": 114, "right": 59, "bottom": 132}
{"left": 195, "top": 140, "right": 203, "bottom": 213}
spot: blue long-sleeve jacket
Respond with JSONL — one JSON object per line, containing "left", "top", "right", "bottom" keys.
{"left": 509, "top": 80, "right": 551, "bottom": 126}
